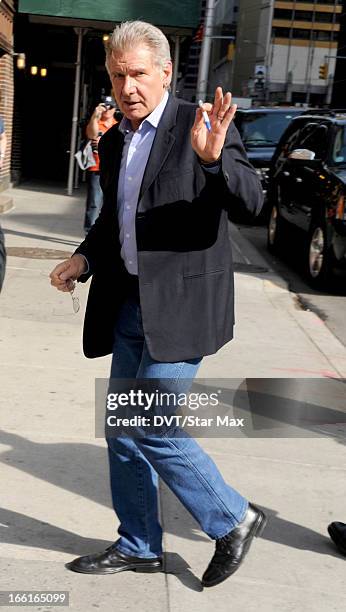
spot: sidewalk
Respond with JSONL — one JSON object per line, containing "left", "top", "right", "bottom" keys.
{"left": 1, "top": 184, "right": 345, "bottom": 612}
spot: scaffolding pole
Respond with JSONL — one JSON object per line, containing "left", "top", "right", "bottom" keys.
{"left": 171, "top": 35, "right": 180, "bottom": 95}
{"left": 196, "top": 0, "right": 216, "bottom": 101}
{"left": 67, "top": 27, "right": 85, "bottom": 196}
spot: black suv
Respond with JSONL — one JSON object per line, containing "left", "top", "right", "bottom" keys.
{"left": 234, "top": 107, "right": 306, "bottom": 205}
{"left": 267, "top": 111, "right": 346, "bottom": 286}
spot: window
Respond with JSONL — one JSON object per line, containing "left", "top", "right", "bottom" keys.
{"left": 332, "top": 127, "right": 346, "bottom": 165}
{"left": 294, "top": 11, "right": 313, "bottom": 21}
{"left": 235, "top": 112, "right": 303, "bottom": 146}
{"left": 273, "top": 27, "right": 291, "bottom": 38}
{"left": 292, "top": 29, "right": 311, "bottom": 39}
{"left": 314, "top": 30, "right": 333, "bottom": 40}
{"left": 274, "top": 8, "right": 293, "bottom": 20}
{"left": 295, "top": 122, "right": 329, "bottom": 160}
{"left": 275, "top": 123, "right": 304, "bottom": 163}
{"left": 314, "top": 12, "right": 338, "bottom": 23}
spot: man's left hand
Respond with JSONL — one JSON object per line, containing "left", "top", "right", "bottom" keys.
{"left": 191, "top": 87, "right": 237, "bottom": 164}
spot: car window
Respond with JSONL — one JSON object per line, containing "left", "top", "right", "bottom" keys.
{"left": 275, "top": 123, "right": 304, "bottom": 160}
{"left": 293, "top": 122, "right": 329, "bottom": 160}
{"left": 234, "top": 112, "right": 301, "bottom": 145}
{"left": 331, "top": 127, "right": 346, "bottom": 165}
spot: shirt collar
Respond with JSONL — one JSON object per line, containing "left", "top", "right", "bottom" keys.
{"left": 119, "top": 91, "right": 169, "bottom": 134}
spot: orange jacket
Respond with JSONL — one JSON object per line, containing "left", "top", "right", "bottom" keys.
{"left": 88, "top": 117, "right": 117, "bottom": 172}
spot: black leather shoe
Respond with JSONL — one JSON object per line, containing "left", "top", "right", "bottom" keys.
{"left": 202, "top": 503, "right": 267, "bottom": 587}
{"left": 66, "top": 545, "right": 163, "bottom": 575}
{"left": 328, "top": 521, "right": 346, "bottom": 557}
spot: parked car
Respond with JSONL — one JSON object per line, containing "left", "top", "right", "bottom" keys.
{"left": 234, "top": 107, "right": 306, "bottom": 215}
{"left": 267, "top": 110, "right": 346, "bottom": 286}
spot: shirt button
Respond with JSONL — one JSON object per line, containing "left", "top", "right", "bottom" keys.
{"left": 126, "top": 205, "right": 131, "bottom": 210}
{"left": 129, "top": 260, "right": 133, "bottom": 265}
{"left": 125, "top": 233, "right": 130, "bottom": 238}
{"left": 128, "top": 176, "right": 132, "bottom": 181}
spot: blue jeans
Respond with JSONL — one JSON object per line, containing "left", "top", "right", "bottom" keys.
{"left": 107, "top": 294, "right": 248, "bottom": 558}
{"left": 84, "top": 172, "right": 103, "bottom": 233}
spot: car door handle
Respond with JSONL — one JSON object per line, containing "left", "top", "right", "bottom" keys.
{"left": 283, "top": 171, "right": 290, "bottom": 176}
{"left": 295, "top": 177, "right": 303, "bottom": 183}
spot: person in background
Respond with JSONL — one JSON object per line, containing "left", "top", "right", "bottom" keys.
{"left": 84, "top": 96, "right": 117, "bottom": 234}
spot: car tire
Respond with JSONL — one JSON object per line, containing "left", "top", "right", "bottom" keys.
{"left": 305, "top": 219, "right": 334, "bottom": 287}
{"left": 267, "top": 204, "right": 286, "bottom": 254}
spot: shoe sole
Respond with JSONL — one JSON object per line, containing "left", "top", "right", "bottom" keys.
{"left": 202, "top": 510, "right": 267, "bottom": 588}
{"left": 328, "top": 525, "right": 346, "bottom": 557}
{"left": 66, "top": 562, "right": 163, "bottom": 575}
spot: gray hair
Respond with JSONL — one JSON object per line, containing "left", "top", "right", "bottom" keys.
{"left": 105, "top": 21, "right": 171, "bottom": 72}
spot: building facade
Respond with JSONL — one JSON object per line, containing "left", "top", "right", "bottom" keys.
{"left": 331, "top": 0, "right": 346, "bottom": 107}
{"left": 12, "top": 0, "right": 199, "bottom": 184}
{"left": 232, "top": 0, "right": 342, "bottom": 105}
{"left": 0, "top": 0, "right": 15, "bottom": 199}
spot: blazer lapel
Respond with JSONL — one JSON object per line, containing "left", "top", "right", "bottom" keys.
{"left": 103, "top": 126, "right": 124, "bottom": 202}
{"left": 138, "top": 95, "right": 179, "bottom": 208}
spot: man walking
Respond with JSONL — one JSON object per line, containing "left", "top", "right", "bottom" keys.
{"left": 50, "top": 21, "right": 265, "bottom": 588}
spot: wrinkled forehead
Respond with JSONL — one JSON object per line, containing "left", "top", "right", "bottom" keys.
{"left": 108, "top": 44, "right": 158, "bottom": 70}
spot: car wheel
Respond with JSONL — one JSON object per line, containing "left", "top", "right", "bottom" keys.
{"left": 267, "top": 204, "right": 285, "bottom": 254}
{"left": 306, "top": 220, "right": 333, "bottom": 287}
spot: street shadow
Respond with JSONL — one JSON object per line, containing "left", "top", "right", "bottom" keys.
{"left": 14, "top": 181, "right": 86, "bottom": 196}
{"left": 0, "top": 506, "right": 202, "bottom": 590}
{"left": 163, "top": 552, "right": 203, "bottom": 591}
{"left": 260, "top": 505, "right": 342, "bottom": 557}
{"left": 0, "top": 430, "right": 112, "bottom": 509}
{"left": 186, "top": 379, "right": 346, "bottom": 444}
{"left": 160, "top": 485, "right": 342, "bottom": 560}
{"left": 3, "top": 227, "right": 80, "bottom": 248}
{"left": 0, "top": 507, "right": 111, "bottom": 555}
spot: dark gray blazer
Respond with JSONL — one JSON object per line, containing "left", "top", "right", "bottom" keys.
{"left": 76, "top": 95, "right": 263, "bottom": 362}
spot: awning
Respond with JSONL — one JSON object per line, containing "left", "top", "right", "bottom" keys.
{"left": 18, "top": 0, "right": 201, "bottom": 29}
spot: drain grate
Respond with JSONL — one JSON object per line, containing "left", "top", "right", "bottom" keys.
{"left": 234, "top": 263, "right": 268, "bottom": 274}
{"left": 6, "top": 247, "right": 73, "bottom": 260}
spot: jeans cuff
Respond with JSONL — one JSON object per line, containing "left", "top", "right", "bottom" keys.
{"left": 115, "top": 543, "right": 163, "bottom": 559}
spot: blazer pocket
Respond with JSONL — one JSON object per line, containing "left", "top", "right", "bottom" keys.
{"left": 158, "top": 165, "right": 194, "bottom": 182}
{"left": 183, "top": 269, "right": 225, "bottom": 279}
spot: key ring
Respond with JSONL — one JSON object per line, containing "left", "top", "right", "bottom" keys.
{"left": 69, "top": 287, "right": 80, "bottom": 313}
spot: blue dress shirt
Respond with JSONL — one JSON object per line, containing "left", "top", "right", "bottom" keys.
{"left": 117, "top": 91, "right": 169, "bottom": 275}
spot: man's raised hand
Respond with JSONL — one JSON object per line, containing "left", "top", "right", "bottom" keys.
{"left": 191, "top": 87, "right": 237, "bottom": 163}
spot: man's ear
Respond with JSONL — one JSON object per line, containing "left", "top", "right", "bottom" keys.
{"left": 163, "top": 60, "right": 173, "bottom": 88}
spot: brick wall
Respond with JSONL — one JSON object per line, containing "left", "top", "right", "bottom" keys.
{"left": 0, "top": 53, "right": 14, "bottom": 191}
{"left": 0, "top": 1, "right": 14, "bottom": 192}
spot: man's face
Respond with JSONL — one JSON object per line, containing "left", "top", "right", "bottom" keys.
{"left": 107, "top": 44, "right": 172, "bottom": 130}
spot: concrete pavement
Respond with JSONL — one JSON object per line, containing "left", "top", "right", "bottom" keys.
{"left": 1, "top": 183, "right": 345, "bottom": 612}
